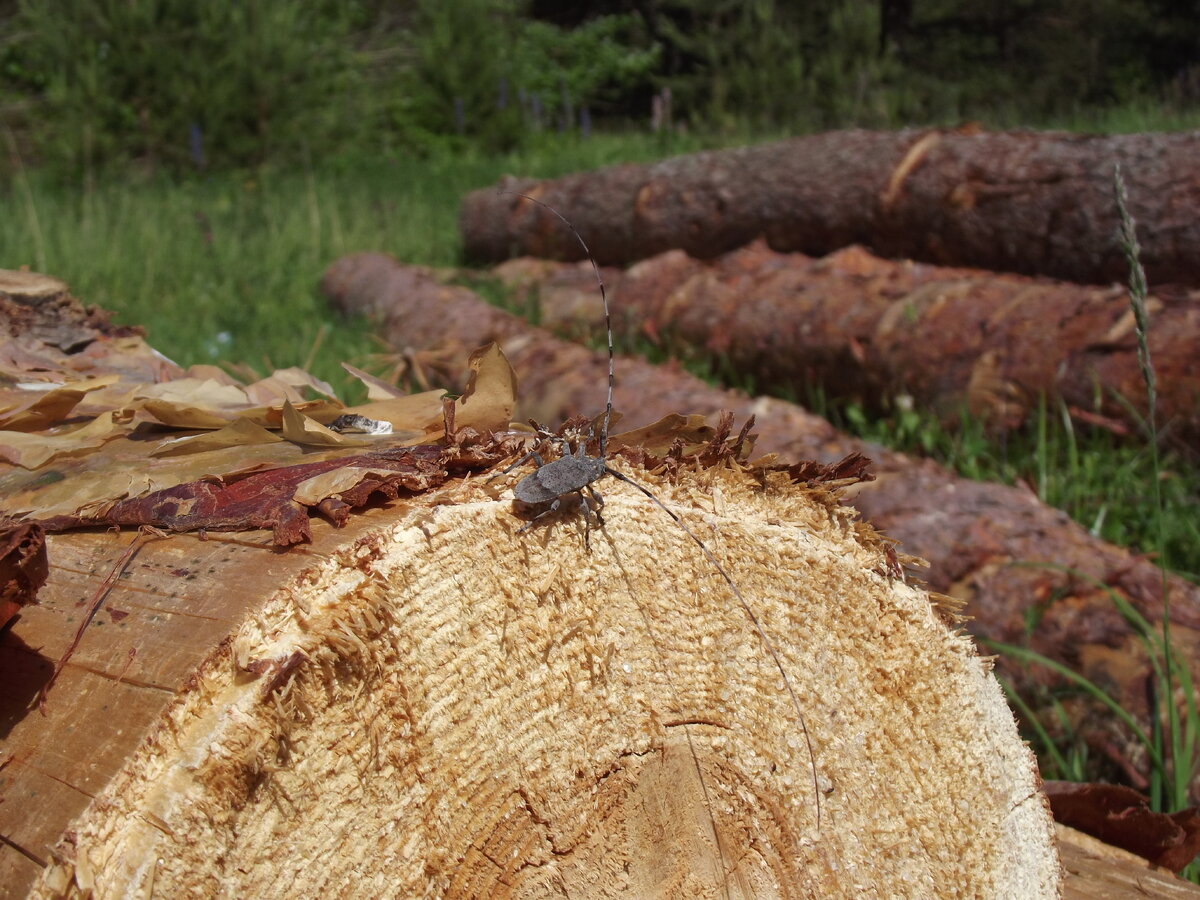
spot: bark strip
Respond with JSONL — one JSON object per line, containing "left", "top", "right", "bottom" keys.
{"left": 460, "top": 128, "right": 1200, "bottom": 286}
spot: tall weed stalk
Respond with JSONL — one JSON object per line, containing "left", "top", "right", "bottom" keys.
{"left": 988, "top": 167, "right": 1198, "bottom": 880}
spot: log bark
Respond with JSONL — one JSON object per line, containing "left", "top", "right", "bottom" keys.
{"left": 322, "top": 253, "right": 1200, "bottom": 793}
{"left": 488, "top": 242, "right": 1200, "bottom": 445}
{"left": 1057, "top": 825, "right": 1200, "bottom": 899}
{"left": 459, "top": 129, "right": 1200, "bottom": 286}
{"left": 0, "top": 270, "right": 140, "bottom": 351}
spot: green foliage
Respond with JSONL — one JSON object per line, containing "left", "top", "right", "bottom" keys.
{"left": 387, "top": 0, "right": 524, "bottom": 154}
{"left": 3, "top": 0, "right": 1198, "bottom": 170}
{"left": 511, "top": 15, "right": 659, "bottom": 120}
{"left": 388, "top": 0, "right": 658, "bottom": 153}
{"left": 6, "top": 0, "right": 366, "bottom": 173}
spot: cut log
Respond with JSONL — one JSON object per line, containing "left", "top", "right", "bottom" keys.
{"left": 321, "top": 253, "right": 1200, "bottom": 790}
{"left": 3, "top": 458, "right": 1063, "bottom": 897}
{"left": 488, "top": 242, "right": 1200, "bottom": 445}
{"left": 459, "top": 129, "right": 1200, "bottom": 286}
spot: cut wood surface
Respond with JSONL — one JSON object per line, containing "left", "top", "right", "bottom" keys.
{"left": 2, "top": 458, "right": 1062, "bottom": 897}
{"left": 459, "top": 128, "right": 1200, "bottom": 286}
{"left": 488, "top": 241, "right": 1200, "bottom": 444}
{"left": 322, "top": 253, "right": 1200, "bottom": 788}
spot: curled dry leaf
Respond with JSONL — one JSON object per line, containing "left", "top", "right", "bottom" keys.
{"left": 334, "top": 389, "right": 447, "bottom": 443}
{"left": 292, "top": 466, "right": 406, "bottom": 506}
{"left": 608, "top": 413, "right": 715, "bottom": 455}
{"left": 279, "top": 399, "right": 367, "bottom": 448}
{"left": 0, "top": 375, "right": 120, "bottom": 431}
{"left": 242, "top": 367, "right": 337, "bottom": 406}
{"left": 452, "top": 342, "right": 518, "bottom": 435}
{"left": 1044, "top": 780, "right": 1200, "bottom": 873}
{"left": 342, "top": 362, "right": 407, "bottom": 400}
{"left": 150, "top": 418, "right": 285, "bottom": 458}
{"left": 0, "top": 411, "right": 125, "bottom": 469}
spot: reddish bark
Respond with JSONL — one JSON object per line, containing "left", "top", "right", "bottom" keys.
{"left": 488, "top": 242, "right": 1200, "bottom": 445}
{"left": 1044, "top": 781, "right": 1200, "bottom": 872}
{"left": 0, "top": 520, "right": 47, "bottom": 629}
{"left": 322, "top": 252, "right": 1200, "bottom": 793}
{"left": 38, "top": 440, "right": 513, "bottom": 546}
{"left": 460, "top": 129, "right": 1200, "bottom": 286}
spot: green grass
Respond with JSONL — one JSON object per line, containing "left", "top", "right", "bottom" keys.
{"left": 1, "top": 131, "right": 722, "bottom": 400}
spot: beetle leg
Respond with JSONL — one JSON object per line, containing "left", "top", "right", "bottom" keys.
{"left": 516, "top": 496, "right": 562, "bottom": 534}
{"left": 489, "top": 449, "right": 548, "bottom": 483}
{"left": 582, "top": 485, "right": 605, "bottom": 549}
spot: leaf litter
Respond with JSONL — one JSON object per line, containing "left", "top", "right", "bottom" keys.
{"left": 0, "top": 322, "right": 522, "bottom": 543}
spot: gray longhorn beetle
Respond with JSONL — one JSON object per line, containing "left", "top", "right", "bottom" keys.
{"left": 491, "top": 192, "right": 823, "bottom": 836}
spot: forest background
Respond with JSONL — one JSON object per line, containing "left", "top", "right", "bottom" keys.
{"left": 0, "top": 0, "right": 1198, "bottom": 591}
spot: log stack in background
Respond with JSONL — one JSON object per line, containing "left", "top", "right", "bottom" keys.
{"left": 485, "top": 241, "right": 1200, "bottom": 446}
{"left": 460, "top": 128, "right": 1200, "bottom": 286}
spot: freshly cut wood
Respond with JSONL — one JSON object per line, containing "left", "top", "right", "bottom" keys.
{"left": 460, "top": 128, "right": 1200, "bottom": 286}
{"left": 322, "top": 253, "right": 1200, "bottom": 783}
{"left": 2, "top": 456, "right": 1062, "bottom": 897}
{"left": 489, "top": 242, "right": 1200, "bottom": 444}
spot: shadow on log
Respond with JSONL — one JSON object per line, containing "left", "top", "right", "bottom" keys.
{"left": 460, "top": 129, "right": 1200, "bottom": 286}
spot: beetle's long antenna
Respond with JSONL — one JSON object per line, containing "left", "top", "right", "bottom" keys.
{"left": 500, "top": 191, "right": 613, "bottom": 457}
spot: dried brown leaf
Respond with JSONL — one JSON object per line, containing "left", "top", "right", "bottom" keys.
{"left": 293, "top": 466, "right": 400, "bottom": 506}
{"left": 609, "top": 413, "right": 715, "bottom": 454}
{"left": 151, "top": 417, "right": 285, "bottom": 457}
{"left": 453, "top": 342, "right": 517, "bottom": 434}
{"left": 0, "top": 375, "right": 120, "bottom": 431}
{"left": 1045, "top": 780, "right": 1200, "bottom": 872}
{"left": 0, "top": 412, "right": 125, "bottom": 469}
{"left": 279, "top": 400, "right": 365, "bottom": 447}
{"left": 337, "top": 389, "right": 447, "bottom": 442}
{"left": 243, "top": 367, "right": 337, "bottom": 406}
{"left": 342, "top": 362, "right": 407, "bottom": 400}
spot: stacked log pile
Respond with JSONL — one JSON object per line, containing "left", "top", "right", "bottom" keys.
{"left": 0, "top": 273, "right": 1067, "bottom": 897}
